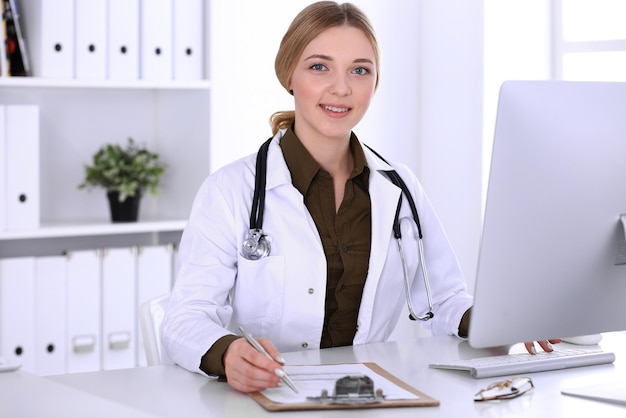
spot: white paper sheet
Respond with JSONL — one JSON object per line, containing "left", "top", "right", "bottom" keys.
{"left": 261, "top": 363, "right": 419, "bottom": 404}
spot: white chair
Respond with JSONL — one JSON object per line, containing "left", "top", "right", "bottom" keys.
{"left": 139, "top": 293, "right": 173, "bottom": 366}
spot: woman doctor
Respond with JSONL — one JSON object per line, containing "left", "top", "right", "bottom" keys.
{"left": 161, "top": 1, "right": 553, "bottom": 394}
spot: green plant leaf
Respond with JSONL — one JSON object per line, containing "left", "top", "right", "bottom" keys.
{"left": 78, "top": 137, "right": 166, "bottom": 202}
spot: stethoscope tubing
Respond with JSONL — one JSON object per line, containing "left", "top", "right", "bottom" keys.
{"left": 243, "top": 137, "right": 435, "bottom": 321}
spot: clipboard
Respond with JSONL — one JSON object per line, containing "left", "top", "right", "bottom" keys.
{"left": 249, "top": 362, "right": 440, "bottom": 411}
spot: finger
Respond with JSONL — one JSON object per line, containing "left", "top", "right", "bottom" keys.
{"left": 224, "top": 339, "right": 281, "bottom": 392}
{"left": 229, "top": 338, "right": 280, "bottom": 371}
{"left": 548, "top": 339, "right": 562, "bottom": 344}
{"left": 524, "top": 341, "right": 537, "bottom": 354}
{"left": 536, "top": 340, "right": 555, "bottom": 352}
{"left": 225, "top": 357, "right": 280, "bottom": 392}
{"left": 257, "top": 338, "right": 285, "bottom": 364}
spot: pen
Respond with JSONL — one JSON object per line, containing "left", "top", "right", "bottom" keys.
{"left": 238, "top": 326, "right": 299, "bottom": 393}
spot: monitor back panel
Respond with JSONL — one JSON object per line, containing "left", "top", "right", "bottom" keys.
{"left": 469, "top": 80, "right": 626, "bottom": 348}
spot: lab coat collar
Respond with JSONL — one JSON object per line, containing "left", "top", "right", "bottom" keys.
{"left": 265, "top": 130, "right": 293, "bottom": 191}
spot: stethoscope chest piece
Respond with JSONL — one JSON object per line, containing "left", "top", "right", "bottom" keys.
{"left": 242, "top": 228, "right": 271, "bottom": 260}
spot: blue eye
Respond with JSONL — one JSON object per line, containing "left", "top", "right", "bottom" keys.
{"left": 353, "top": 67, "right": 370, "bottom": 75}
{"left": 310, "top": 63, "right": 327, "bottom": 71}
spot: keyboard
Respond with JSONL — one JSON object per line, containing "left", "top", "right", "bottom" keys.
{"left": 429, "top": 348, "right": 616, "bottom": 378}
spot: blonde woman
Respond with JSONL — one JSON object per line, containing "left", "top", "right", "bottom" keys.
{"left": 163, "top": 1, "right": 479, "bottom": 393}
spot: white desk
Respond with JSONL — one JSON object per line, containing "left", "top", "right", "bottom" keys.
{"left": 2, "top": 333, "right": 625, "bottom": 417}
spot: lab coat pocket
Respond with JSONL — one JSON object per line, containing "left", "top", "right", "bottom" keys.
{"left": 234, "top": 255, "right": 286, "bottom": 326}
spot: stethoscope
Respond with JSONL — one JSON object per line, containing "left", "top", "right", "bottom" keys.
{"left": 241, "top": 137, "right": 434, "bottom": 321}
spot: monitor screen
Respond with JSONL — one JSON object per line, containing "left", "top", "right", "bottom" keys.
{"left": 469, "top": 80, "right": 626, "bottom": 348}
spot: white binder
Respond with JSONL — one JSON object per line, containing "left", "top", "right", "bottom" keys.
{"left": 4, "top": 105, "right": 40, "bottom": 231}
{"left": 173, "top": 0, "right": 204, "bottom": 81}
{"left": 136, "top": 245, "right": 173, "bottom": 366}
{"left": 140, "top": 0, "right": 173, "bottom": 81}
{"left": 101, "top": 247, "right": 137, "bottom": 370}
{"left": 0, "top": 257, "right": 36, "bottom": 373}
{"left": 108, "top": 0, "right": 139, "bottom": 81}
{"left": 66, "top": 250, "right": 101, "bottom": 373}
{"left": 0, "top": 105, "right": 6, "bottom": 231}
{"left": 19, "top": 0, "right": 74, "bottom": 78}
{"left": 75, "top": 0, "right": 107, "bottom": 79}
{"left": 34, "top": 256, "right": 68, "bottom": 376}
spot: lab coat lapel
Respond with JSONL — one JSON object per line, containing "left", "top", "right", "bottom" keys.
{"left": 357, "top": 150, "right": 402, "bottom": 342}
{"left": 265, "top": 133, "right": 293, "bottom": 190}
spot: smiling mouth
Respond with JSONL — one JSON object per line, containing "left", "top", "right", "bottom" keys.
{"left": 321, "top": 104, "right": 350, "bottom": 113}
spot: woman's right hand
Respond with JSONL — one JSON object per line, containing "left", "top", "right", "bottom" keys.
{"left": 223, "top": 337, "right": 284, "bottom": 393}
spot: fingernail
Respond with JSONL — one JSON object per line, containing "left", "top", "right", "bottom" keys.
{"left": 530, "top": 346, "right": 537, "bottom": 355}
{"left": 275, "top": 355, "right": 285, "bottom": 364}
{"left": 546, "top": 342, "right": 553, "bottom": 351}
{"left": 274, "top": 368, "right": 285, "bottom": 378}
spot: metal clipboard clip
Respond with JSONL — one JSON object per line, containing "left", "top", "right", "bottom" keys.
{"left": 306, "top": 375, "right": 385, "bottom": 405}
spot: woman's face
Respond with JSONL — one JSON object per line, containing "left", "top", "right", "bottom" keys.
{"left": 289, "top": 25, "right": 377, "bottom": 145}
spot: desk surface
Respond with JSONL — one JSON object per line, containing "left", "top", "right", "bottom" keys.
{"left": 2, "top": 333, "right": 625, "bottom": 417}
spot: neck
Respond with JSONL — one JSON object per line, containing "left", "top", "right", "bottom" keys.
{"left": 305, "top": 136, "right": 353, "bottom": 177}
{"left": 294, "top": 128, "right": 353, "bottom": 177}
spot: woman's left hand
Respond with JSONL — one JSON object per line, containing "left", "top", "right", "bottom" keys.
{"left": 524, "top": 339, "right": 562, "bottom": 354}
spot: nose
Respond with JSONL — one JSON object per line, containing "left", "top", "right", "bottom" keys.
{"left": 329, "top": 73, "right": 351, "bottom": 96}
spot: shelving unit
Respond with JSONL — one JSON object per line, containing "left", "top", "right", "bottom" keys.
{"left": 0, "top": 0, "right": 213, "bottom": 375}
{"left": 0, "top": 78, "right": 209, "bottom": 258}
{"left": 0, "top": 0, "right": 214, "bottom": 262}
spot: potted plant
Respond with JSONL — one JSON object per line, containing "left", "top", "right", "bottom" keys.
{"left": 78, "top": 137, "right": 166, "bottom": 222}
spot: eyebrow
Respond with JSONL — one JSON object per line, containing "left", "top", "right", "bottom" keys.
{"left": 304, "top": 54, "right": 374, "bottom": 65}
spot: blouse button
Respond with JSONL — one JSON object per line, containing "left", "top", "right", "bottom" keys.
{"left": 308, "top": 288, "right": 314, "bottom": 294}
{"left": 301, "top": 342, "right": 308, "bottom": 348}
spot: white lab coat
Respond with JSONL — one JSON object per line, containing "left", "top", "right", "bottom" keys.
{"left": 162, "top": 130, "right": 473, "bottom": 375}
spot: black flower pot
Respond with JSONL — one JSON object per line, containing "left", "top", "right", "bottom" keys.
{"left": 107, "top": 191, "right": 141, "bottom": 222}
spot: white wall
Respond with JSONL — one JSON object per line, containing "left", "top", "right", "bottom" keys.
{"left": 483, "top": 0, "right": 551, "bottom": 192}
{"left": 417, "top": 1, "right": 483, "bottom": 294}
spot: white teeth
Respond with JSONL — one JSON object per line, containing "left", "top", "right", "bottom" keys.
{"left": 322, "top": 105, "right": 349, "bottom": 113}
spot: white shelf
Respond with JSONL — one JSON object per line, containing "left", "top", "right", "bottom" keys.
{"left": 0, "top": 219, "right": 186, "bottom": 259}
{"left": 0, "top": 219, "right": 187, "bottom": 241}
{"left": 0, "top": 76, "right": 210, "bottom": 90}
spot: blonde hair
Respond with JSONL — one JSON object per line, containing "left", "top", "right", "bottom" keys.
{"left": 270, "top": 1, "right": 380, "bottom": 135}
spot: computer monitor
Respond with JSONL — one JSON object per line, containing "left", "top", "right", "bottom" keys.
{"left": 469, "top": 80, "right": 626, "bottom": 349}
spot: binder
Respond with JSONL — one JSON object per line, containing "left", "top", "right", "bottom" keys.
{"left": 0, "top": 1, "right": 8, "bottom": 76}
{"left": 140, "top": 0, "right": 173, "bottom": 81}
{"left": 34, "top": 256, "right": 68, "bottom": 376}
{"left": 108, "top": 0, "right": 139, "bottom": 81}
{"left": 74, "top": 0, "right": 107, "bottom": 80}
{"left": 4, "top": 105, "right": 39, "bottom": 231}
{"left": 136, "top": 245, "right": 173, "bottom": 366}
{"left": 2, "top": 0, "right": 31, "bottom": 76}
{"left": 0, "top": 105, "right": 6, "bottom": 230}
{"left": 173, "top": 0, "right": 204, "bottom": 81}
{"left": 74, "top": 0, "right": 107, "bottom": 79}
{"left": 0, "top": 257, "right": 36, "bottom": 374}
{"left": 101, "top": 247, "right": 136, "bottom": 370}
{"left": 66, "top": 250, "right": 101, "bottom": 373}
{"left": 19, "top": 0, "right": 74, "bottom": 78}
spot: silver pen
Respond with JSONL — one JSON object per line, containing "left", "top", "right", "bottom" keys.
{"left": 238, "top": 326, "right": 299, "bottom": 393}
